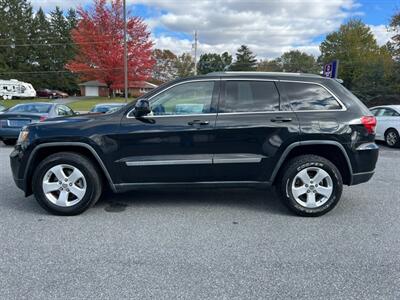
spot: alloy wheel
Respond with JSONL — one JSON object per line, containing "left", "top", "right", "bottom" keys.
{"left": 291, "top": 167, "right": 333, "bottom": 208}
{"left": 42, "top": 164, "right": 87, "bottom": 207}
{"left": 386, "top": 131, "right": 398, "bottom": 146}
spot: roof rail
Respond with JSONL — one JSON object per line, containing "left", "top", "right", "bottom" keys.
{"left": 207, "top": 71, "right": 322, "bottom": 78}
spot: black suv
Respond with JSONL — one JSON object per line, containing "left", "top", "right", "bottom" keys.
{"left": 10, "top": 72, "right": 379, "bottom": 216}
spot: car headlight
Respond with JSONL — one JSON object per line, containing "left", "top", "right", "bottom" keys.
{"left": 17, "top": 127, "right": 29, "bottom": 145}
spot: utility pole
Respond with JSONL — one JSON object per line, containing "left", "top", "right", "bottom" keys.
{"left": 123, "top": 0, "right": 128, "bottom": 103}
{"left": 193, "top": 30, "right": 198, "bottom": 75}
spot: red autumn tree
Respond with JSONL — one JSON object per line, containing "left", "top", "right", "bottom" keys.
{"left": 66, "top": 0, "right": 154, "bottom": 96}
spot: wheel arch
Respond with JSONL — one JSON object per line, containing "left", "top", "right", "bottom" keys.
{"left": 271, "top": 141, "right": 353, "bottom": 185}
{"left": 384, "top": 127, "right": 399, "bottom": 136}
{"left": 24, "top": 142, "right": 116, "bottom": 195}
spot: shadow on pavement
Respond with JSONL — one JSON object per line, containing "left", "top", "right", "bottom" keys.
{"left": 96, "top": 187, "right": 290, "bottom": 216}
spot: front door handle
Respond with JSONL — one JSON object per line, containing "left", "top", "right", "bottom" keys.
{"left": 188, "top": 120, "right": 209, "bottom": 126}
{"left": 270, "top": 117, "right": 292, "bottom": 123}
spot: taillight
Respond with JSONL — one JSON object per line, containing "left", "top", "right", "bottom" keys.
{"left": 361, "top": 116, "right": 377, "bottom": 134}
{"left": 39, "top": 116, "right": 47, "bottom": 122}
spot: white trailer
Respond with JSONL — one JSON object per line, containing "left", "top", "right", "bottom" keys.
{"left": 0, "top": 79, "right": 36, "bottom": 100}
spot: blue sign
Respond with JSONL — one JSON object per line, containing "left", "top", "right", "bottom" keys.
{"left": 323, "top": 60, "right": 339, "bottom": 78}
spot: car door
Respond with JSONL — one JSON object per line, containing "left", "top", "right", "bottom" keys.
{"left": 375, "top": 108, "right": 400, "bottom": 139}
{"left": 117, "top": 79, "right": 220, "bottom": 184}
{"left": 213, "top": 79, "right": 300, "bottom": 182}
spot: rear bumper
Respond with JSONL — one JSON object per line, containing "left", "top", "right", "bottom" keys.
{"left": 0, "top": 128, "right": 21, "bottom": 139}
{"left": 348, "top": 142, "right": 379, "bottom": 185}
{"left": 350, "top": 171, "right": 375, "bottom": 185}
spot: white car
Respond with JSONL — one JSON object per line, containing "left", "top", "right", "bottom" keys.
{"left": 370, "top": 105, "right": 400, "bottom": 147}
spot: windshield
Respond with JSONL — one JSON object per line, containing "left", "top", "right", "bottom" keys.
{"left": 8, "top": 103, "right": 52, "bottom": 113}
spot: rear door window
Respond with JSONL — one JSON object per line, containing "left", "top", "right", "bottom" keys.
{"left": 221, "top": 80, "right": 279, "bottom": 113}
{"left": 282, "top": 82, "right": 342, "bottom": 111}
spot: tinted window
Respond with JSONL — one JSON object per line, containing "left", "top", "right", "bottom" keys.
{"left": 222, "top": 81, "right": 279, "bottom": 112}
{"left": 57, "top": 105, "right": 74, "bottom": 116}
{"left": 380, "top": 108, "right": 400, "bottom": 117}
{"left": 283, "top": 82, "right": 342, "bottom": 111}
{"left": 9, "top": 103, "right": 52, "bottom": 113}
{"left": 150, "top": 81, "right": 215, "bottom": 115}
{"left": 370, "top": 108, "right": 380, "bottom": 116}
{"left": 92, "top": 104, "right": 123, "bottom": 113}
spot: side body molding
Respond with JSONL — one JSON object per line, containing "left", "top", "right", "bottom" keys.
{"left": 269, "top": 140, "right": 353, "bottom": 183}
{"left": 24, "top": 142, "right": 117, "bottom": 192}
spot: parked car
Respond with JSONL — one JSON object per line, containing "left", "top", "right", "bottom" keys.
{"left": 370, "top": 105, "right": 400, "bottom": 147}
{"left": 0, "top": 102, "right": 76, "bottom": 145}
{"left": 10, "top": 72, "right": 379, "bottom": 216}
{"left": 0, "top": 103, "right": 6, "bottom": 114}
{"left": 53, "top": 90, "right": 69, "bottom": 98}
{"left": 89, "top": 103, "right": 126, "bottom": 114}
{"left": 36, "top": 89, "right": 57, "bottom": 99}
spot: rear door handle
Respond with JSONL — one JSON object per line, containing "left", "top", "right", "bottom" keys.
{"left": 188, "top": 120, "right": 209, "bottom": 126}
{"left": 270, "top": 117, "right": 292, "bottom": 123}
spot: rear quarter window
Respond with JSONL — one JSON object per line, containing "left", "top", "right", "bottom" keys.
{"left": 282, "top": 82, "right": 342, "bottom": 111}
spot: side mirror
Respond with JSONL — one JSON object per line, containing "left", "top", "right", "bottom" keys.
{"left": 134, "top": 99, "right": 151, "bottom": 117}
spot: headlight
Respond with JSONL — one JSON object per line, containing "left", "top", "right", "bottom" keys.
{"left": 17, "top": 127, "right": 29, "bottom": 145}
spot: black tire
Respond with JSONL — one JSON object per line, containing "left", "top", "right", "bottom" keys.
{"left": 384, "top": 129, "right": 400, "bottom": 148}
{"left": 2, "top": 139, "right": 16, "bottom": 146}
{"left": 277, "top": 155, "right": 343, "bottom": 217}
{"left": 32, "top": 152, "right": 102, "bottom": 215}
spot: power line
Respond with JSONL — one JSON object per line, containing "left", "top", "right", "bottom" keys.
{"left": 0, "top": 67, "right": 123, "bottom": 75}
{"left": 0, "top": 40, "right": 124, "bottom": 47}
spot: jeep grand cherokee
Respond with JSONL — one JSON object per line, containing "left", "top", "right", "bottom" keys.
{"left": 10, "top": 72, "right": 379, "bottom": 216}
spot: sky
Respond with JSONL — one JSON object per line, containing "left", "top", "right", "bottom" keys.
{"left": 30, "top": 0, "right": 400, "bottom": 59}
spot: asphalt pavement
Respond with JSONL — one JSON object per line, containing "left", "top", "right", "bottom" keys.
{"left": 0, "top": 143, "right": 399, "bottom": 299}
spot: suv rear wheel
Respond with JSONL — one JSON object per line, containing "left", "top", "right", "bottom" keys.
{"left": 277, "top": 155, "right": 343, "bottom": 217}
{"left": 32, "top": 152, "right": 102, "bottom": 215}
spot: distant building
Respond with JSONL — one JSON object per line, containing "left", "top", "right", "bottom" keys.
{"left": 79, "top": 80, "right": 158, "bottom": 97}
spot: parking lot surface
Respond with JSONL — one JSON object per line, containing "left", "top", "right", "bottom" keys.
{"left": 0, "top": 143, "right": 399, "bottom": 299}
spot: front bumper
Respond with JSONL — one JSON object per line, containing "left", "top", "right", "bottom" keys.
{"left": 10, "top": 146, "right": 26, "bottom": 193}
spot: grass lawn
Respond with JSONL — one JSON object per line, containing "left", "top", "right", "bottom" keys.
{"left": 0, "top": 99, "right": 53, "bottom": 108}
{"left": 68, "top": 97, "right": 134, "bottom": 111}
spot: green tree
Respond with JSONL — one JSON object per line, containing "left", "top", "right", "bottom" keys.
{"left": 230, "top": 45, "right": 257, "bottom": 71}
{"left": 320, "top": 19, "right": 394, "bottom": 100}
{"left": 152, "top": 49, "right": 178, "bottom": 83}
{"left": 0, "top": 0, "right": 35, "bottom": 82}
{"left": 30, "top": 8, "right": 52, "bottom": 88}
{"left": 280, "top": 50, "right": 319, "bottom": 73}
{"left": 257, "top": 59, "right": 283, "bottom": 72}
{"left": 48, "top": 7, "right": 78, "bottom": 93}
{"left": 174, "top": 53, "right": 194, "bottom": 78}
{"left": 197, "top": 52, "right": 232, "bottom": 74}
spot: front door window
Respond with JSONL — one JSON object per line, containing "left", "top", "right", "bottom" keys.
{"left": 150, "top": 81, "right": 215, "bottom": 116}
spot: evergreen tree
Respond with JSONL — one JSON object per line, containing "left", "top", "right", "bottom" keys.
{"left": 230, "top": 45, "right": 257, "bottom": 71}
{"left": 0, "top": 0, "right": 35, "bottom": 82}
{"left": 30, "top": 8, "right": 52, "bottom": 88}
{"left": 197, "top": 52, "right": 232, "bottom": 74}
{"left": 49, "top": 7, "right": 78, "bottom": 93}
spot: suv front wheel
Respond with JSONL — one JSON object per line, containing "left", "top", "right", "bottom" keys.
{"left": 277, "top": 155, "right": 343, "bottom": 217}
{"left": 32, "top": 152, "right": 102, "bottom": 215}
